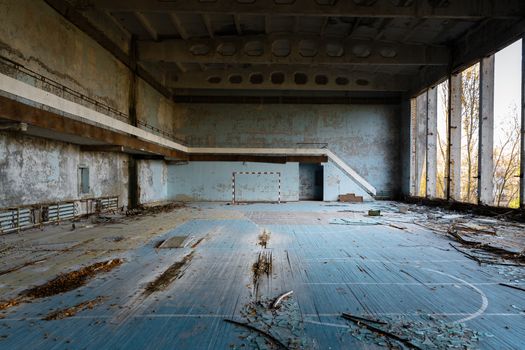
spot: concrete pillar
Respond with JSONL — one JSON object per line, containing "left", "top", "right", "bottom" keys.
{"left": 448, "top": 73, "right": 462, "bottom": 201}
{"left": 520, "top": 35, "right": 525, "bottom": 209}
{"left": 478, "top": 55, "right": 495, "bottom": 205}
{"left": 426, "top": 86, "right": 438, "bottom": 198}
{"left": 415, "top": 91, "right": 428, "bottom": 196}
{"left": 409, "top": 98, "right": 418, "bottom": 196}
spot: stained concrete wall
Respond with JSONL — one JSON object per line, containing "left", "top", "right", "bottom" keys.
{"left": 168, "top": 162, "right": 299, "bottom": 202}
{"left": 173, "top": 103, "right": 401, "bottom": 197}
{"left": 0, "top": 0, "right": 179, "bottom": 207}
{"left": 138, "top": 160, "right": 168, "bottom": 204}
{"left": 0, "top": 132, "right": 128, "bottom": 208}
{"left": 323, "top": 161, "right": 374, "bottom": 201}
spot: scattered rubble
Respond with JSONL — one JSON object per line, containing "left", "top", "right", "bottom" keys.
{"left": 229, "top": 295, "right": 314, "bottom": 349}
{"left": 0, "top": 259, "right": 122, "bottom": 313}
{"left": 258, "top": 229, "right": 271, "bottom": 249}
{"left": 144, "top": 252, "right": 194, "bottom": 295}
{"left": 43, "top": 296, "right": 107, "bottom": 321}
{"left": 252, "top": 251, "right": 272, "bottom": 289}
{"left": 342, "top": 314, "right": 483, "bottom": 349}
{"left": 125, "top": 202, "right": 185, "bottom": 217}
{"left": 23, "top": 259, "right": 123, "bottom": 299}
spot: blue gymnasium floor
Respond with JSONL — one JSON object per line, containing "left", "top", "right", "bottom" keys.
{"left": 0, "top": 202, "right": 523, "bottom": 349}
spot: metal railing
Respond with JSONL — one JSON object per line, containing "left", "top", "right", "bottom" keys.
{"left": 0, "top": 196, "right": 119, "bottom": 234}
{"left": 0, "top": 55, "right": 186, "bottom": 145}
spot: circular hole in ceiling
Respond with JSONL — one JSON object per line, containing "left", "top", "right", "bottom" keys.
{"left": 379, "top": 47, "right": 397, "bottom": 58}
{"left": 271, "top": 72, "right": 285, "bottom": 84}
{"left": 189, "top": 44, "right": 211, "bottom": 56}
{"left": 315, "top": 75, "right": 328, "bottom": 85}
{"left": 326, "top": 43, "right": 344, "bottom": 57}
{"left": 244, "top": 41, "right": 264, "bottom": 56}
{"left": 356, "top": 79, "right": 369, "bottom": 86}
{"left": 229, "top": 75, "right": 243, "bottom": 84}
{"left": 216, "top": 42, "right": 236, "bottom": 56}
{"left": 208, "top": 76, "right": 222, "bottom": 84}
{"left": 271, "top": 39, "right": 291, "bottom": 57}
{"left": 352, "top": 45, "right": 371, "bottom": 58}
{"left": 250, "top": 73, "right": 264, "bottom": 84}
{"left": 335, "top": 77, "right": 349, "bottom": 85}
{"left": 294, "top": 72, "right": 308, "bottom": 85}
{"left": 298, "top": 40, "right": 318, "bottom": 57}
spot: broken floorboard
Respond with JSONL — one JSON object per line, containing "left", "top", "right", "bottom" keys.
{"left": 0, "top": 202, "right": 523, "bottom": 349}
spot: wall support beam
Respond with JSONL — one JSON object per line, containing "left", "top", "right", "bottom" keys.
{"left": 426, "top": 86, "right": 438, "bottom": 198}
{"left": 448, "top": 72, "right": 462, "bottom": 201}
{"left": 83, "top": 0, "right": 525, "bottom": 19}
{"left": 415, "top": 91, "right": 428, "bottom": 196}
{"left": 478, "top": 55, "right": 495, "bottom": 205}
{"left": 521, "top": 35, "right": 525, "bottom": 209}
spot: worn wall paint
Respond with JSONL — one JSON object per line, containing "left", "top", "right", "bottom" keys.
{"left": 0, "top": 0, "right": 179, "bottom": 207}
{"left": 168, "top": 162, "right": 299, "bottom": 202}
{"left": 173, "top": 103, "right": 401, "bottom": 196}
{"left": 323, "top": 161, "right": 374, "bottom": 201}
{"left": 0, "top": 132, "right": 128, "bottom": 208}
{"left": 138, "top": 160, "right": 168, "bottom": 204}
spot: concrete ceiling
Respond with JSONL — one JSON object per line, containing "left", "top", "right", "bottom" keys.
{"left": 59, "top": 0, "right": 525, "bottom": 97}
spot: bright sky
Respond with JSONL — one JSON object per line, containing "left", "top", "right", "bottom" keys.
{"left": 494, "top": 39, "right": 522, "bottom": 144}
{"left": 435, "top": 39, "right": 522, "bottom": 145}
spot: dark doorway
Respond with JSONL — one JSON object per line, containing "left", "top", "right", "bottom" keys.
{"left": 299, "top": 164, "right": 323, "bottom": 200}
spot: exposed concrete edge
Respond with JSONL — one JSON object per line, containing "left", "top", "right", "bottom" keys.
{"left": 0, "top": 72, "right": 377, "bottom": 197}
{"left": 0, "top": 73, "right": 188, "bottom": 153}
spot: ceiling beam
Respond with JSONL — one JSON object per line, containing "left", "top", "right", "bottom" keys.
{"left": 202, "top": 14, "right": 214, "bottom": 38}
{"left": 169, "top": 13, "right": 189, "bottom": 40}
{"left": 83, "top": 0, "right": 525, "bottom": 19}
{"left": 134, "top": 12, "right": 158, "bottom": 41}
{"left": 162, "top": 66, "right": 412, "bottom": 92}
{"left": 138, "top": 35, "right": 450, "bottom": 66}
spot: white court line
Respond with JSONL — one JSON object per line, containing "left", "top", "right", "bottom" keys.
{"left": 1, "top": 312, "right": 522, "bottom": 322}
{"left": 423, "top": 268, "right": 489, "bottom": 323}
{"left": 302, "top": 259, "right": 468, "bottom": 263}
{"left": 303, "top": 282, "right": 524, "bottom": 286}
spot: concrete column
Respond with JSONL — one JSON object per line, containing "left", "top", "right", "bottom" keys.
{"left": 520, "top": 35, "right": 525, "bottom": 209}
{"left": 426, "top": 86, "right": 438, "bottom": 198}
{"left": 478, "top": 55, "right": 495, "bottom": 205}
{"left": 448, "top": 73, "right": 462, "bottom": 201}
{"left": 409, "top": 98, "right": 418, "bottom": 196}
{"left": 415, "top": 91, "right": 428, "bottom": 196}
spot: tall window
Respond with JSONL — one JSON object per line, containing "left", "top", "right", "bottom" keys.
{"left": 493, "top": 39, "right": 522, "bottom": 208}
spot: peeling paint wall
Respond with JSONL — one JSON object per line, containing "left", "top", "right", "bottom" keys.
{"left": 0, "top": 132, "right": 128, "bottom": 208}
{"left": 0, "top": 0, "right": 179, "bottom": 207}
{"left": 168, "top": 162, "right": 299, "bottom": 202}
{"left": 138, "top": 160, "right": 168, "bottom": 204}
{"left": 173, "top": 103, "right": 401, "bottom": 196}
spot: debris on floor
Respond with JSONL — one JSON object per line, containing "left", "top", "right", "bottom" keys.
{"left": 342, "top": 313, "right": 483, "bottom": 349}
{"left": 252, "top": 251, "right": 272, "bottom": 291}
{"left": 228, "top": 295, "right": 314, "bottom": 350}
{"left": 43, "top": 296, "right": 107, "bottom": 321}
{"left": 367, "top": 209, "right": 381, "bottom": 216}
{"left": 258, "top": 229, "right": 271, "bottom": 248}
{"left": 144, "top": 252, "right": 194, "bottom": 295}
{"left": 338, "top": 193, "right": 364, "bottom": 203}
{"left": 125, "top": 202, "right": 185, "bottom": 217}
{"left": 0, "top": 259, "right": 122, "bottom": 313}
{"left": 330, "top": 218, "right": 380, "bottom": 226}
{"left": 23, "top": 259, "right": 123, "bottom": 299}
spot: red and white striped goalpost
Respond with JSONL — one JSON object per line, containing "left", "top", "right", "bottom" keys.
{"left": 232, "top": 171, "right": 281, "bottom": 204}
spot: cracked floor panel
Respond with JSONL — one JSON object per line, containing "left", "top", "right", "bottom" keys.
{"left": 0, "top": 201, "right": 524, "bottom": 349}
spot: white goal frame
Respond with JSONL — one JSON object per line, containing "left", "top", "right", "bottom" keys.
{"left": 232, "top": 171, "right": 281, "bottom": 204}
